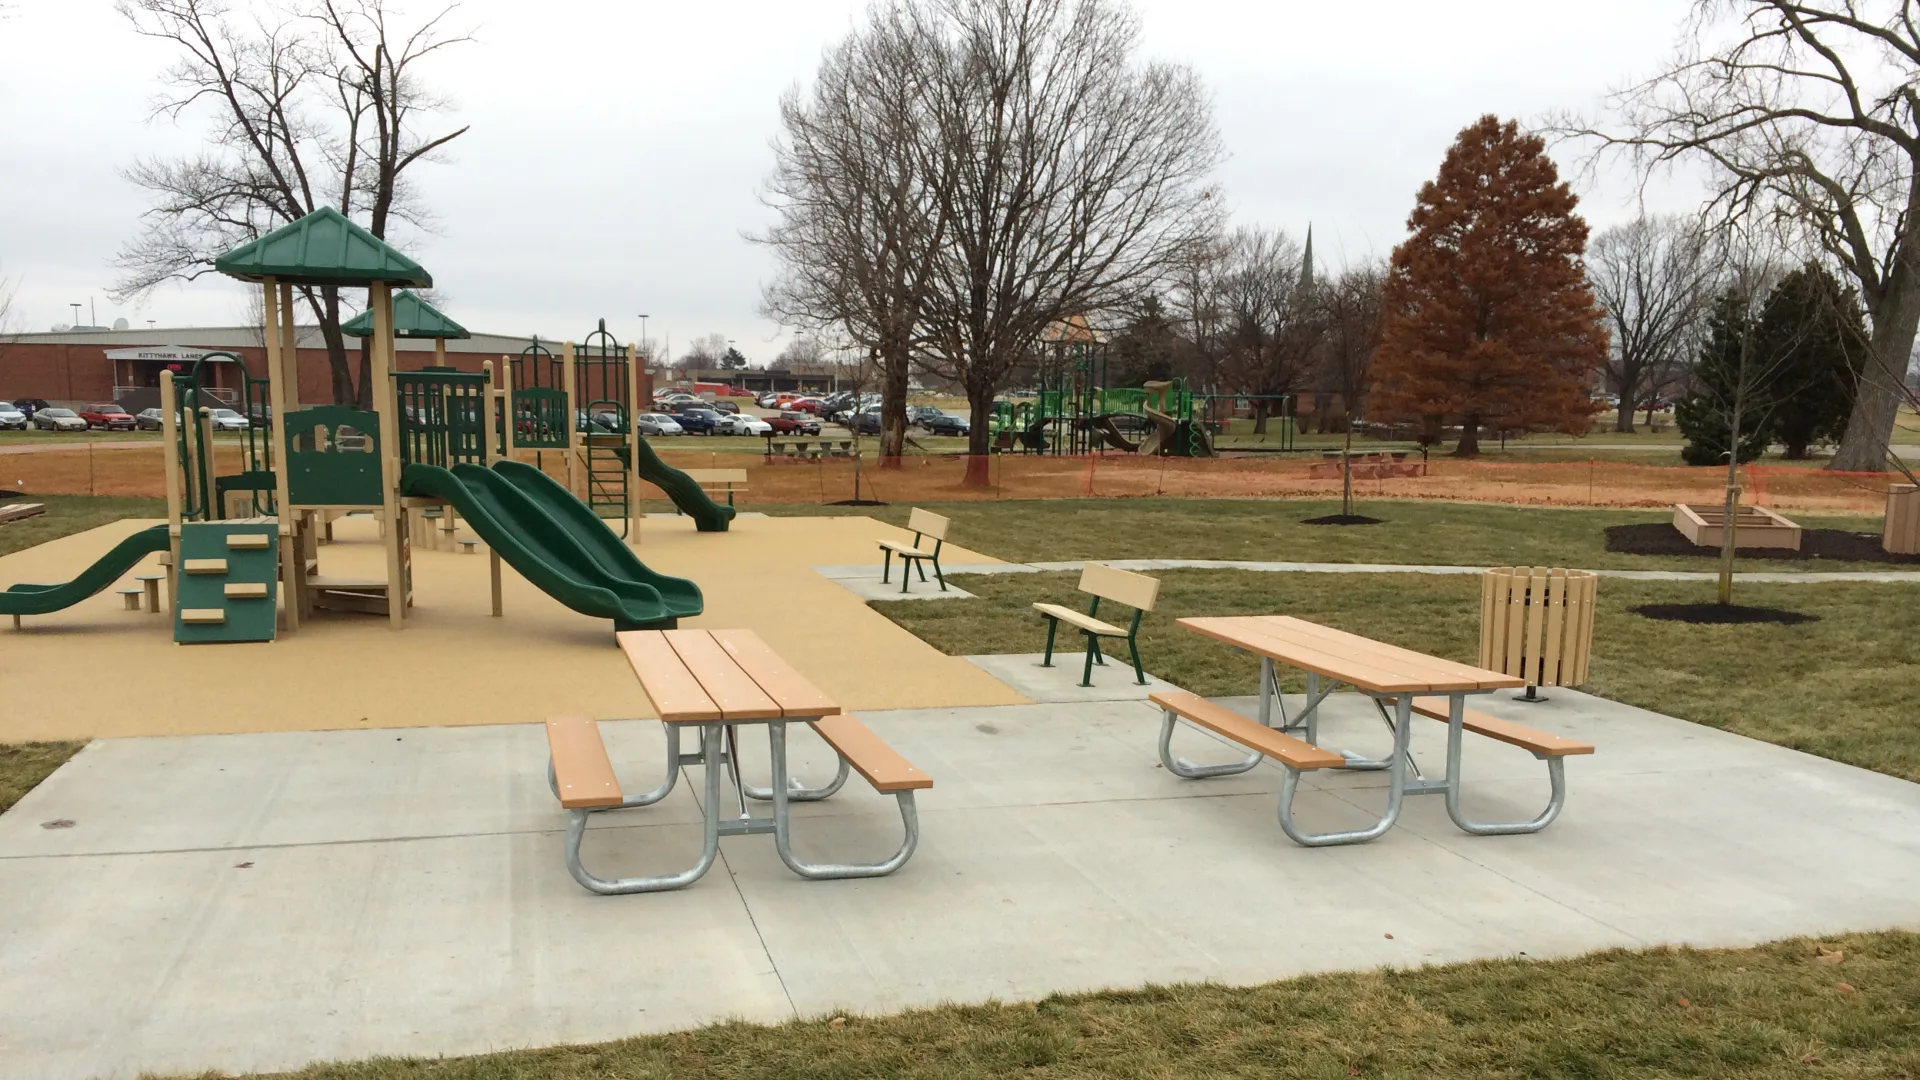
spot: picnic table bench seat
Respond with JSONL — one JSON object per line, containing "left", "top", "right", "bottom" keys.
{"left": 1402, "top": 696, "right": 1594, "bottom": 757}
{"left": 1150, "top": 690, "right": 1345, "bottom": 773}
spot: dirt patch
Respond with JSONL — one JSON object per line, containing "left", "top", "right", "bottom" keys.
{"left": 1603, "top": 522, "right": 1920, "bottom": 565}
{"left": 1633, "top": 603, "right": 1821, "bottom": 626}
{"left": 1301, "top": 514, "right": 1383, "bottom": 526}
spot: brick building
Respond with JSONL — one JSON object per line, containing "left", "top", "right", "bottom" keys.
{"left": 1, "top": 326, "right": 543, "bottom": 411}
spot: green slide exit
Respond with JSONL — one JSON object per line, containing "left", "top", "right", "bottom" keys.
{"left": 616, "top": 437, "right": 735, "bottom": 532}
{"left": 0, "top": 524, "right": 171, "bottom": 617}
{"left": 399, "top": 462, "right": 702, "bottom": 631}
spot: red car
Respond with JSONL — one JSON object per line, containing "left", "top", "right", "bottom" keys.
{"left": 767, "top": 411, "right": 821, "bottom": 435}
{"left": 79, "top": 402, "right": 137, "bottom": 431}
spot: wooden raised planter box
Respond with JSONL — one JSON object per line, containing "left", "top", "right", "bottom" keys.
{"left": 1671, "top": 503, "right": 1802, "bottom": 551}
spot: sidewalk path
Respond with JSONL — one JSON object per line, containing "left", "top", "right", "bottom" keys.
{"left": 815, "top": 559, "right": 1920, "bottom": 585}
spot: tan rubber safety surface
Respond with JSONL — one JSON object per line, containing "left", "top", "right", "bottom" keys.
{"left": 0, "top": 514, "right": 1029, "bottom": 740}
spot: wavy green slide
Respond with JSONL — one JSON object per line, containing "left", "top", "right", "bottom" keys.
{"left": 0, "top": 523, "right": 171, "bottom": 616}
{"left": 400, "top": 462, "right": 702, "bottom": 631}
{"left": 616, "top": 437, "right": 735, "bottom": 532}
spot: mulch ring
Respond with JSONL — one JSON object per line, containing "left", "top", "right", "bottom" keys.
{"left": 1301, "top": 514, "right": 1383, "bottom": 526}
{"left": 1603, "top": 522, "right": 1920, "bottom": 565}
{"left": 1633, "top": 603, "right": 1821, "bottom": 626}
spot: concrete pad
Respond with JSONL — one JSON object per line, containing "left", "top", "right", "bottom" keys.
{"left": 964, "top": 652, "right": 1177, "bottom": 702}
{"left": 829, "top": 575, "right": 977, "bottom": 602}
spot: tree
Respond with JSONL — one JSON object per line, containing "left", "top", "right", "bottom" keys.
{"left": 909, "top": 0, "right": 1224, "bottom": 482}
{"left": 677, "top": 332, "right": 729, "bottom": 370}
{"left": 1107, "top": 294, "right": 1178, "bottom": 385}
{"left": 1580, "top": 0, "right": 1920, "bottom": 472}
{"left": 1213, "top": 227, "right": 1323, "bottom": 434}
{"left": 719, "top": 347, "right": 749, "bottom": 370}
{"left": 1588, "top": 216, "right": 1718, "bottom": 433}
{"left": 1678, "top": 289, "right": 1778, "bottom": 465}
{"left": 1371, "top": 116, "right": 1609, "bottom": 456}
{"left": 1312, "top": 262, "right": 1386, "bottom": 432}
{"left": 1758, "top": 263, "right": 1868, "bottom": 457}
{"left": 775, "top": 336, "right": 824, "bottom": 366}
{"left": 113, "top": 0, "right": 470, "bottom": 405}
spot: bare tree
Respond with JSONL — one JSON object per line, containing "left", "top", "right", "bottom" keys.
{"left": 1575, "top": 1, "right": 1920, "bottom": 470}
{"left": 1313, "top": 261, "right": 1386, "bottom": 432}
{"left": 910, "top": 0, "right": 1224, "bottom": 482}
{"left": 113, "top": 0, "right": 470, "bottom": 405}
{"left": 1164, "top": 229, "right": 1233, "bottom": 393}
{"left": 1588, "top": 215, "right": 1719, "bottom": 432}
{"left": 0, "top": 272, "right": 19, "bottom": 375}
{"left": 761, "top": 2, "right": 952, "bottom": 466}
{"left": 1212, "top": 227, "right": 1323, "bottom": 433}
{"left": 676, "top": 332, "right": 729, "bottom": 371}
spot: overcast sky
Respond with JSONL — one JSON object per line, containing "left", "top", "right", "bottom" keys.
{"left": 0, "top": 0, "right": 1706, "bottom": 363}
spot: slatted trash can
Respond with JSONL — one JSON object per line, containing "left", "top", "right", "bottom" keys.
{"left": 1885, "top": 484, "right": 1920, "bottom": 555}
{"left": 1479, "top": 567, "right": 1597, "bottom": 702}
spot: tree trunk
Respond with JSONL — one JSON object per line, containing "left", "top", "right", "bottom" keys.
{"left": 1615, "top": 397, "right": 1636, "bottom": 434}
{"left": 879, "top": 346, "right": 910, "bottom": 468}
{"left": 312, "top": 287, "right": 357, "bottom": 406}
{"left": 1313, "top": 392, "right": 1332, "bottom": 433}
{"left": 1251, "top": 399, "right": 1269, "bottom": 435}
{"left": 357, "top": 338, "right": 374, "bottom": 411}
{"left": 1454, "top": 414, "right": 1481, "bottom": 457}
{"left": 964, "top": 384, "right": 993, "bottom": 486}
{"left": 1833, "top": 241, "right": 1920, "bottom": 471}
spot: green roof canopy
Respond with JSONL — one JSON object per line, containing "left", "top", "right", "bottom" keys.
{"left": 340, "top": 290, "right": 470, "bottom": 339}
{"left": 214, "top": 207, "right": 432, "bottom": 288}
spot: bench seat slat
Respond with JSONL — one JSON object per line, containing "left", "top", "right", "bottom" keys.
{"left": 1405, "top": 696, "right": 1595, "bottom": 757}
{"left": 545, "top": 716, "right": 625, "bottom": 809}
{"left": 877, "top": 539, "right": 936, "bottom": 558}
{"left": 1151, "top": 690, "right": 1345, "bottom": 771}
{"left": 1032, "top": 602, "right": 1126, "bottom": 637}
{"left": 810, "top": 713, "right": 933, "bottom": 792}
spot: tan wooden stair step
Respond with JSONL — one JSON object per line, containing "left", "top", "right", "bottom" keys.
{"left": 179, "top": 608, "right": 226, "bottom": 625}
{"left": 544, "top": 717, "right": 625, "bottom": 809}
{"left": 1404, "top": 697, "right": 1595, "bottom": 757}
{"left": 1150, "top": 690, "right": 1346, "bottom": 771}
{"left": 182, "top": 558, "right": 228, "bottom": 574}
{"left": 809, "top": 714, "right": 933, "bottom": 792}
{"left": 224, "top": 582, "right": 269, "bottom": 599}
{"left": 225, "top": 534, "right": 271, "bottom": 549}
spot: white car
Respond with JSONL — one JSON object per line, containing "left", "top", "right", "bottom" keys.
{"left": 207, "top": 408, "right": 251, "bottom": 431}
{"left": 0, "top": 402, "right": 25, "bottom": 430}
{"left": 716, "top": 413, "right": 772, "bottom": 436}
{"left": 635, "top": 413, "right": 684, "bottom": 436}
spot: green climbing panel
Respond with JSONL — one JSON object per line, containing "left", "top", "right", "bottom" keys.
{"left": 173, "top": 520, "right": 280, "bottom": 644}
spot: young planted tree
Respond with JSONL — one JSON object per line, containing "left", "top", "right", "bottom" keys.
{"left": 1757, "top": 264, "right": 1868, "bottom": 458}
{"left": 1588, "top": 215, "right": 1718, "bottom": 432}
{"left": 1370, "top": 116, "right": 1609, "bottom": 455}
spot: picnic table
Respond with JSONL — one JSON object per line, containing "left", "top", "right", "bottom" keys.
{"left": 543, "top": 628, "right": 931, "bottom": 893}
{"left": 1160, "top": 615, "right": 1588, "bottom": 847}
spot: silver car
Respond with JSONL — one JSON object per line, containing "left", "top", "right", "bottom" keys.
{"left": 635, "top": 413, "right": 684, "bottom": 436}
{"left": 0, "top": 402, "right": 25, "bottom": 430}
{"left": 32, "top": 408, "right": 89, "bottom": 432}
{"left": 207, "top": 408, "right": 251, "bottom": 431}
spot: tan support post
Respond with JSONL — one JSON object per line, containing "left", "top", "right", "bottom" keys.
{"left": 501, "top": 356, "right": 516, "bottom": 462}
{"left": 563, "top": 340, "right": 579, "bottom": 497}
{"left": 483, "top": 359, "right": 497, "bottom": 465}
{"left": 277, "top": 282, "right": 301, "bottom": 412}
{"left": 160, "top": 372, "right": 183, "bottom": 613}
{"left": 490, "top": 547, "right": 503, "bottom": 617}
{"left": 434, "top": 337, "right": 447, "bottom": 367}
{"left": 371, "top": 283, "right": 406, "bottom": 628}
{"left": 261, "top": 279, "right": 299, "bottom": 633}
{"left": 626, "top": 342, "right": 642, "bottom": 544}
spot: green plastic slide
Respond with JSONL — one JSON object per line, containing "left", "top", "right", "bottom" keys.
{"left": 615, "top": 437, "right": 735, "bottom": 532}
{"left": 491, "top": 460, "right": 703, "bottom": 615}
{"left": 0, "top": 524, "right": 171, "bottom": 616}
{"left": 399, "top": 462, "right": 701, "bottom": 631}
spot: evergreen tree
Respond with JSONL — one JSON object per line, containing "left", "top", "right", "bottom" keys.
{"left": 1756, "top": 264, "right": 1866, "bottom": 459}
{"left": 1677, "top": 289, "right": 1775, "bottom": 466}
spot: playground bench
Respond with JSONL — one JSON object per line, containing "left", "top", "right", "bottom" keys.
{"left": 117, "top": 587, "right": 144, "bottom": 611}
{"left": 544, "top": 628, "right": 929, "bottom": 894}
{"left": 1166, "top": 615, "right": 1586, "bottom": 847}
{"left": 1033, "top": 563, "right": 1160, "bottom": 686}
{"left": 878, "top": 508, "right": 950, "bottom": 593}
{"left": 682, "top": 469, "right": 747, "bottom": 508}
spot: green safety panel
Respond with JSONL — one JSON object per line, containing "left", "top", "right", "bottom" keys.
{"left": 512, "top": 387, "right": 570, "bottom": 449}
{"left": 213, "top": 470, "right": 276, "bottom": 519}
{"left": 174, "top": 521, "right": 280, "bottom": 644}
{"left": 283, "top": 406, "right": 383, "bottom": 506}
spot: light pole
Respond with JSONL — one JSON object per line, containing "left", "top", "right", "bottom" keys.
{"left": 69, "top": 303, "right": 82, "bottom": 329}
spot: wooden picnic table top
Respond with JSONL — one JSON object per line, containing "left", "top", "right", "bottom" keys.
{"left": 616, "top": 628, "right": 840, "bottom": 724}
{"left": 1175, "top": 614, "right": 1525, "bottom": 694}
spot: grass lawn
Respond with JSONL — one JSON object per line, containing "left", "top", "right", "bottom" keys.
{"left": 761, "top": 497, "right": 1895, "bottom": 572}
{"left": 0, "top": 493, "right": 167, "bottom": 558}
{"left": 881, "top": 570, "right": 1920, "bottom": 783}
{"left": 0, "top": 741, "right": 83, "bottom": 813}
{"left": 157, "top": 931, "right": 1920, "bottom": 1078}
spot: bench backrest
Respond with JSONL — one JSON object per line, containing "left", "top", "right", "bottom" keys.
{"left": 1079, "top": 563, "right": 1159, "bottom": 613}
{"left": 683, "top": 468, "right": 748, "bottom": 487}
{"left": 907, "top": 507, "right": 951, "bottom": 541}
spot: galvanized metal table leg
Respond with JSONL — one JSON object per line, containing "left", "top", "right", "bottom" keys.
{"left": 1277, "top": 695, "right": 1414, "bottom": 846}
{"left": 1158, "top": 707, "right": 1261, "bottom": 777}
{"left": 768, "top": 721, "right": 920, "bottom": 879}
{"left": 1257, "top": 657, "right": 1276, "bottom": 728}
{"left": 742, "top": 720, "right": 853, "bottom": 802}
{"left": 1441, "top": 694, "right": 1569, "bottom": 835}
{"left": 563, "top": 722, "right": 723, "bottom": 893}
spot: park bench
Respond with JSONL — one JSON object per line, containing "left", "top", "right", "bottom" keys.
{"left": 1032, "top": 563, "right": 1160, "bottom": 686}
{"left": 544, "top": 628, "right": 932, "bottom": 894}
{"left": 877, "top": 508, "right": 950, "bottom": 593}
{"left": 681, "top": 468, "right": 748, "bottom": 508}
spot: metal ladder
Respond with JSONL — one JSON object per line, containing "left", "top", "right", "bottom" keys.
{"left": 583, "top": 434, "right": 629, "bottom": 537}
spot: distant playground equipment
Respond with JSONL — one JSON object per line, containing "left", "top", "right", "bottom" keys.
{"left": 2, "top": 207, "right": 722, "bottom": 640}
{"left": 1308, "top": 450, "right": 1427, "bottom": 480}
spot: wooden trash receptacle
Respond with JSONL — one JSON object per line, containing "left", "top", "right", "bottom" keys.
{"left": 1885, "top": 484, "right": 1920, "bottom": 555}
{"left": 1480, "top": 567, "right": 1597, "bottom": 702}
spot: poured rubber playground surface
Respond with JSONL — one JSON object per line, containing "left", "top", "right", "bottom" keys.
{"left": 0, "top": 514, "right": 1028, "bottom": 742}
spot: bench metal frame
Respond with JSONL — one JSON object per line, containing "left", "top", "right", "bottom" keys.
{"left": 1159, "top": 658, "right": 1569, "bottom": 847}
{"left": 879, "top": 531, "right": 945, "bottom": 594}
{"left": 1039, "top": 597, "right": 1146, "bottom": 687}
{"left": 549, "top": 718, "right": 919, "bottom": 893}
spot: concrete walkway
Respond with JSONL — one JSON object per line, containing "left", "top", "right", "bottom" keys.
{"left": 813, "top": 559, "right": 1920, "bottom": 585}
{"left": 4, "top": 665, "right": 1918, "bottom": 1079}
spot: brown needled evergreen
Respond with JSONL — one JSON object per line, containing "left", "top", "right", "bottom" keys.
{"left": 1371, "top": 115, "right": 1609, "bottom": 456}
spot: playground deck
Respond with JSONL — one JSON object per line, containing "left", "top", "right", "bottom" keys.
{"left": 0, "top": 514, "right": 1026, "bottom": 742}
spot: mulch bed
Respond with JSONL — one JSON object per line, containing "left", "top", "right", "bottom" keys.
{"left": 1633, "top": 603, "right": 1821, "bottom": 626}
{"left": 1603, "top": 522, "right": 1920, "bottom": 565}
{"left": 1302, "top": 514, "right": 1383, "bottom": 526}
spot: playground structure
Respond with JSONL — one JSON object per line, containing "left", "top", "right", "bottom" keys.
{"left": 1, "top": 207, "right": 734, "bottom": 641}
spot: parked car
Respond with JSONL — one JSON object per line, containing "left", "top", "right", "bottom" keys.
{"left": 135, "top": 407, "right": 165, "bottom": 431}
{"left": 671, "top": 407, "right": 721, "bottom": 435}
{"left": 787, "top": 397, "right": 826, "bottom": 415}
{"left": 207, "top": 407, "right": 251, "bottom": 432}
{"left": 12, "top": 398, "right": 49, "bottom": 420}
{"left": 248, "top": 404, "right": 274, "bottom": 430}
{"left": 706, "top": 400, "right": 740, "bottom": 414}
{"left": 756, "top": 392, "right": 783, "bottom": 409}
{"left": 767, "top": 411, "right": 821, "bottom": 436}
{"left": 924, "top": 410, "right": 970, "bottom": 436}
{"left": 656, "top": 393, "right": 699, "bottom": 408}
{"left": 712, "top": 413, "right": 771, "bottom": 436}
{"left": 589, "top": 409, "right": 626, "bottom": 433}
{"left": 634, "top": 413, "right": 684, "bottom": 436}
{"left": 907, "top": 405, "right": 941, "bottom": 427}
{"left": 0, "top": 401, "right": 25, "bottom": 430}
{"left": 848, "top": 408, "right": 883, "bottom": 435}
{"left": 79, "top": 402, "right": 137, "bottom": 431}
{"left": 33, "top": 407, "right": 89, "bottom": 432}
